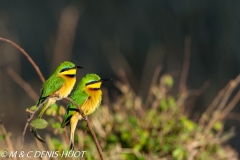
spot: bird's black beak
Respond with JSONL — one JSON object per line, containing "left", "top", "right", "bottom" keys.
{"left": 100, "top": 78, "right": 112, "bottom": 82}
{"left": 75, "top": 66, "right": 84, "bottom": 69}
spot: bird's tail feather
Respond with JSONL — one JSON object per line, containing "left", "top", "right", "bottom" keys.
{"left": 70, "top": 130, "right": 75, "bottom": 151}
{"left": 36, "top": 97, "right": 47, "bottom": 106}
{"left": 70, "top": 140, "right": 74, "bottom": 151}
{"left": 69, "top": 118, "right": 78, "bottom": 151}
{"left": 38, "top": 98, "right": 56, "bottom": 119}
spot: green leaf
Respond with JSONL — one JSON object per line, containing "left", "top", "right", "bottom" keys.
{"left": 129, "top": 116, "right": 137, "bottom": 126}
{"left": 0, "top": 134, "right": 5, "bottom": 140}
{"left": 30, "top": 106, "right": 38, "bottom": 111}
{"left": 30, "top": 118, "right": 48, "bottom": 129}
{"left": 213, "top": 121, "right": 223, "bottom": 131}
{"left": 161, "top": 74, "right": 174, "bottom": 88}
{"left": 46, "top": 103, "right": 58, "bottom": 116}
{"left": 51, "top": 122, "right": 61, "bottom": 129}
{"left": 167, "top": 96, "right": 176, "bottom": 108}
{"left": 107, "top": 134, "right": 118, "bottom": 143}
{"left": 180, "top": 117, "right": 195, "bottom": 132}
{"left": 172, "top": 148, "right": 187, "bottom": 160}
{"left": 160, "top": 99, "right": 168, "bottom": 111}
{"left": 162, "top": 143, "right": 171, "bottom": 152}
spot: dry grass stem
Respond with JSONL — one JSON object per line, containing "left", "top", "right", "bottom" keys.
{"left": 145, "top": 65, "right": 162, "bottom": 108}
{"left": 203, "top": 75, "right": 240, "bottom": 133}
{"left": 179, "top": 36, "right": 191, "bottom": 93}
{"left": 0, "top": 119, "right": 17, "bottom": 160}
{"left": 199, "top": 75, "right": 240, "bottom": 125}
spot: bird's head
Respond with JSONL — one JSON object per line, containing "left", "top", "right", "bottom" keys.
{"left": 82, "top": 73, "right": 111, "bottom": 90}
{"left": 57, "top": 61, "right": 83, "bottom": 76}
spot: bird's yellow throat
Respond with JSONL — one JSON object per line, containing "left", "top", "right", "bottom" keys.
{"left": 61, "top": 68, "right": 77, "bottom": 76}
{"left": 87, "top": 82, "right": 102, "bottom": 89}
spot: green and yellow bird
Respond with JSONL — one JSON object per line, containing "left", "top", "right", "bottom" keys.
{"left": 61, "top": 73, "right": 111, "bottom": 150}
{"left": 37, "top": 61, "right": 83, "bottom": 118}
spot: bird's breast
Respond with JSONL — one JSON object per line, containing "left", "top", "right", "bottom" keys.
{"left": 81, "top": 90, "right": 102, "bottom": 116}
{"left": 57, "top": 77, "right": 76, "bottom": 99}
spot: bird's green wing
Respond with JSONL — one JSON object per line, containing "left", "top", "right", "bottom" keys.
{"left": 61, "top": 92, "right": 89, "bottom": 128}
{"left": 37, "top": 76, "right": 65, "bottom": 105}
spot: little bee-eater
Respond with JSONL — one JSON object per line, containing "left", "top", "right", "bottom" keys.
{"left": 37, "top": 61, "right": 83, "bottom": 118}
{"left": 61, "top": 73, "right": 111, "bottom": 150}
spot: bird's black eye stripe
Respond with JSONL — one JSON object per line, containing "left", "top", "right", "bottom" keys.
{"left": 85, "top": 81, "right": 97, "bottom": 86}
{"left": 61, "top": 68, "right": 69, "bottom": 72}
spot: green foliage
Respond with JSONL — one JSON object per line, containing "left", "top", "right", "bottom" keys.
{"left": 160, "top": 74, "right": 174, "bottom": 88}
{"left": 0, "top": 134, "right": 5, "bottom": 140}
{"left": 30, "top": 118, "right": 48, "bottom": 129}
{"left": 172, "top": 147, "right": 187, "bottom": 160}
{"left": 24, "top": 74, "right": 236, "bottom": 159}
{"left": 213, "top": 121, "right": 223, "bottom": 131}
{"left": 45, "top": 104, "right": 59, "bottom": 116}
{"left": 50, "top": 138, "right": 63, "bottom": 151}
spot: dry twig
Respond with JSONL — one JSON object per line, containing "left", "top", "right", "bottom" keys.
{"left": 203, "top": 75, "right": 240, "bottom": 133}
{"left": 21, "top": 97, "right": 51, "bottom": 148}
{"left": 0, "top": 37, "right": 45, "bottom": 82}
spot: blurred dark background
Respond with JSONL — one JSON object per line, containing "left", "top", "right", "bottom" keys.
{"left": 0, "top": 0, "right": 240, "bottom": 153}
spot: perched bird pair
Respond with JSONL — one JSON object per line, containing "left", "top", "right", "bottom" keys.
{"left": 35, "top": 61, "right": 110, "bottom": 150}
{"left": 37, "top": 61, "right": 83, "bottom": 119}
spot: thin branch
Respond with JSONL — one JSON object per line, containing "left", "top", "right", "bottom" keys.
{"left": 203, "top": 76, "right": 240, "bottom": 134}
{"left": 221, "top": 90, "right": 240, "bottom": 119}
{"left": 199, "top": 84, "right": 229, "bottom": 124}
{"left": 6, "top": 67, "right": 39, "bottom": 102}
{"left": 21, "top": 97, "right": 51, "bottom": 148}
{"left": 179, "top": 36, "right": 191, "bottom": 93}
{"left": 117, "top": 68, "right": 135, "bottom": 95}
{"left": 217, "top": 77, "right": 240, "bottom": 112}
{"left": 185, "top": 80, "right": 210, "bottom": 117}
{"left": 199, "top": 75, "right": 240, "bottom": 124}
{"left": 118, "top": 69, "right": 130, "bottom": 88}
{"left": 203, "top": 90, "right": 240, "bottom": 134}
{"left": 0, "top": 37, "right": 45, "bottom": 82}
{"left": 65, "top": 97, "right": 104, "bottom": 160}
